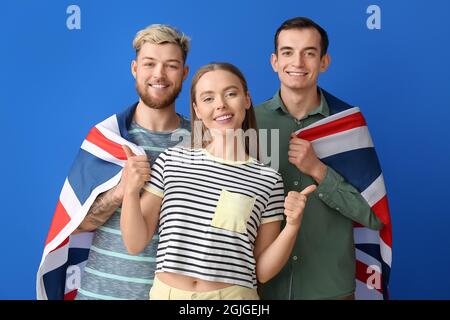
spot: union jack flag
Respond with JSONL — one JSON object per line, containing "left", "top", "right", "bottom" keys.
{"left": 296, "top": 91, "right": 392, "bottom": 300}
{"left": 36, "top": 104, "right": 145, "bottom": 300}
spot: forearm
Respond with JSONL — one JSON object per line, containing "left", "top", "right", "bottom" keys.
{"left": 75, "top": 186, "right": 121, "bottom": 232}
{"left": 120, "top": 191, "right": 151, "bottom": 254}
{"left": 310, "top": 161, "right": 327, "bottom": 184}
{"left": 317, "top": 166, "right": 384, "bottom": 230}
{"left": 256, "top": 224, "right": 300, "bottom": 283}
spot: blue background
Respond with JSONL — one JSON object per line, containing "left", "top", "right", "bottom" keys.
{"left": 1, "top": 0, "right": 449, "bottom": 299}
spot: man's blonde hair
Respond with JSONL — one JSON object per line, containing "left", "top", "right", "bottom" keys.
{"left": 132, "top": 24, "right": 190, "bottom": 63}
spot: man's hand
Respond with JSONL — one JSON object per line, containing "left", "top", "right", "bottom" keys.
{"left": 288, "top": 133, "right": 327, "bottom": 184}
{"left": 284, "top": 184, "right": 317, "bottom": 227}
{"left": 121, "top": 145, "right": 151, "bottom": 195}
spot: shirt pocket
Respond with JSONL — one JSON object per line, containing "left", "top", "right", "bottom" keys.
{"left": 211, "top": 189, "right": 256, "bottom": 234}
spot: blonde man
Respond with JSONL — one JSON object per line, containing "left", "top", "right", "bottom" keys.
{"left": 43, "top": 24, "right": 191, "bottom": 300}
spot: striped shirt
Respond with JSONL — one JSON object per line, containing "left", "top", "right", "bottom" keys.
{"left": 144, "top": 147, "right": 285, "bottom": 288}
{"left": 75, "top": 117, "right": 190, "bottom": 300}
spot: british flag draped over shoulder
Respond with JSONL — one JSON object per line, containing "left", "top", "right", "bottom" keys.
{"left": 295, "top": 90, "right": 392, "bottom": 300}
{"left": 36, "top": 104, "right": 145, "bottom": 300}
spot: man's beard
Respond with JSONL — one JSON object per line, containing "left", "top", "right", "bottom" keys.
{"left": 136, "top": 82, "right": 182, "bottom": 110}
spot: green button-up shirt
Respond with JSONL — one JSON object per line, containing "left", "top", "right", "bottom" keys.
{"left": 255, "top": 89, "right": 383, "bottom": 299}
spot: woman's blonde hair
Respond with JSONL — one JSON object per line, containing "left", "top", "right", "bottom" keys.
{"left": 132, "top": 24, "right": 190, "bottom": 63}
{"left": 190, "top": 62, "right": 259, "bottom": 159}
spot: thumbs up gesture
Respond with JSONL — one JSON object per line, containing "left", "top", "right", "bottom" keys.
{"left": 284, "top": 185, "right": 316, "bottom": 227}
{"left": 120, "top": 145, "right": 151, "bottom": 195}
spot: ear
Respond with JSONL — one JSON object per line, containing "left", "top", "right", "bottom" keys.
{"left": 244, "top": 91, "right": 252, "bottom": 110}
{"left": 320, "top": 53, "right": 331, "bottom": 72}
{"left": 131, "top": 59, "right": 137, "bottom": 79}
{"left": 193, "top": 102, "right": 201, "bottom": 120}
{"left": 270, "top": 53, "right": 278, "bottom": 73}
{"left": 182, "top": 65, "right": 189, "bottom": 81}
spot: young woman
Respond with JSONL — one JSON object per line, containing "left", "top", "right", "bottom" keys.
{"left": 120, "top": 62, "right": 316, "bottom": 300}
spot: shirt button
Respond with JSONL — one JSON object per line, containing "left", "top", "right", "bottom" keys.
{"left": 192, "top": 293, "right": 198, "bottom": 299}
{"left": 318, "top": 193, "right": 323, "bottom": 198}
{"left": 292, "top": 255, "right": 298, "bottom": 261}
{"left": 336, "top": 207, "right": 340, "bottom": 211}
{"left": 293, "top": 181, "right": 299, "bottom": 186}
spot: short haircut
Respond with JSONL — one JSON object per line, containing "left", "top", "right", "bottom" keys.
{"left": 132, "top": 24, "right": 190, "bottom": 63}
{"left": 274, "top": 17, "right": 329, "bottom": 57}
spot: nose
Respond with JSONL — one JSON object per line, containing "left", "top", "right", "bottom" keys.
{"left": 215, "top": 95, "right": 226, "bottom": 110}
{"left": 292, "top": 52, "right": 305, "bottom": 67}
{"left": 152, "top": 63, "right": 166, "bottom": 79}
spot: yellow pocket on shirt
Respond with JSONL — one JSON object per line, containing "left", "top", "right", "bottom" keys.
{"left": 211, "top": 189, "right": 256, "bottom": 233}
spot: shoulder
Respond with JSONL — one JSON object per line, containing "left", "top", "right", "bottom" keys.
{"left": 254, "top": 96, "right": 277, "bottom": 115}
{"left": 163, "top": 146, "right": 201, "bottom": 159}
{"left": 249, "top": 159, "right": 283, "bottom": 182}
{"left": 321, "top": 88, "right": 356, "bottom": 115}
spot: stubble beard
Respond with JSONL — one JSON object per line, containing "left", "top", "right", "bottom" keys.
{"left": 136, "top": 82, "right": 182, "bottom": 110}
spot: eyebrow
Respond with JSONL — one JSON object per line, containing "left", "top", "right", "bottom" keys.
{"left": 141, "top": 57, "right": 182, "bottom": 64}
{"left": 199, "top": 90, "right": 214, "bottom": 97}
{"left": 199, "top": 85, "right": 240, "bottom": 97}
{"left": 279, "top": 46, "right": 294, "bottom": 51}
{"left": 302, "top": 47, "right": 319, "bottom": 52}
{"left": 223, "top": 85, "right": 240, "bottom": 91}
{"left": 279, "top": 46, "right": 319, "bottom": 52}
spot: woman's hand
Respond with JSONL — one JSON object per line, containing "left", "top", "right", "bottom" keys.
{"left": 284, "top": 184, "right": 317, "bottom": 227}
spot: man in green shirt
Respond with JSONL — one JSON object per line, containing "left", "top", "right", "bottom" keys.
{"left": 255, "top": 17, "right": 384, "bottom": 299}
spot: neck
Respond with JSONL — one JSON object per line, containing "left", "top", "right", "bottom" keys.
{"left": 133, "top": 100, "right": 180, "bottom": 132}
{"left": 280, "top": 85, "right": 321, "bottom": 120}
{"left": 207, "top": 131, "right": 248, "bottom": 162}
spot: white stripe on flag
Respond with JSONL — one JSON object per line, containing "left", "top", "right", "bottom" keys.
{"left": 39, "top": 241, "right": 70, "bottom": 276}
{"left": 37, "top": 244, "right": 71, "bottom": 300}
{"left": 69, "top": 232, "right": 94, "bottom": 249}
{"left": 354, "top": 227, "right": 380, "bottom": 245}
{"left": 311, "top": 126, "right": 373, "bottom": 159}
{"left": 60, "top": 179, "right": 82, "bottom": 219}
{"left": 380, "top": 237, "right": 392, "bottom": 267}
{"left": 98, "top": 114, "right": 121, "bottom": 135}
{"left": 361, "top": 174, "right": 386, "bottom": 207}
{"left": 96, "top": 116, "right": 145, "bottom": 157}
{"left": 355, "top": 279, "right": 383, "bottom": 300}
{"left": 81, "top": 140, "right": 126, "bottom": 167}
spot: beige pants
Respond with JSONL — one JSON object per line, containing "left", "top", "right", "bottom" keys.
{"left": 149, "top": 276, "right": 259, "bottom": 300}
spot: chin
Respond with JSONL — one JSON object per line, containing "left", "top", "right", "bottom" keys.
{"left": 285, "top": 82, "right": 310, "bottom": 90}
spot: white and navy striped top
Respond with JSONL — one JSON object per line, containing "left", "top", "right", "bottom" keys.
{"left": 144, "top": 147, "right": 285, "bottom": 288}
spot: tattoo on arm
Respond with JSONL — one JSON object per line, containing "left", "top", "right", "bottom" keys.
{"left": 76, "top": 186, "right": 121, "bottom": 231}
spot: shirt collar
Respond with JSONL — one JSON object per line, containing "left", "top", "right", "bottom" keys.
{"left": 269, "top": 87, "right": 330, "bottom": 118}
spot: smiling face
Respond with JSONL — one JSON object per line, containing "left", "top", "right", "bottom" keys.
{"left": 271, "top": 28, "right": 330, "bottom": 93}
{"left": 193, "top": 69, "right": 251, "bottom": 135}
{"left": 132, "top": 42, "right": 188, "bottom": 109}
